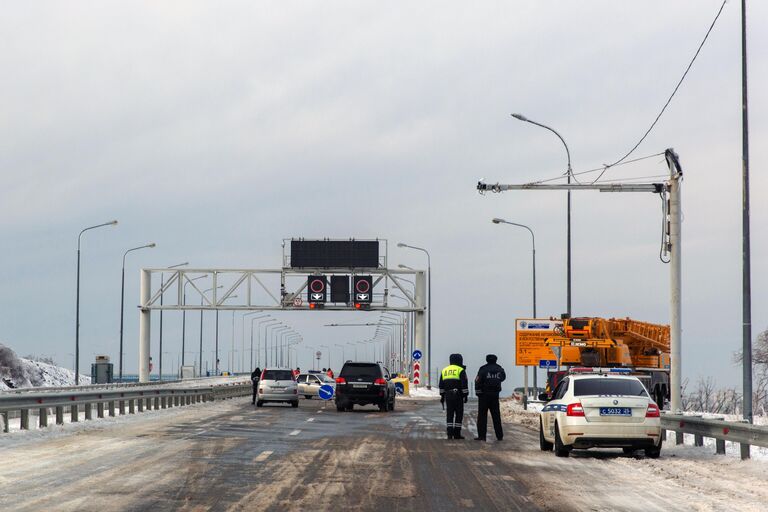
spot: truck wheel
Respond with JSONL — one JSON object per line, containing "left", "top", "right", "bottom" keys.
{"left": 554, "top": 422, "right": 571, "bottom": 457}
{"left": 539, "top": 418, "right": 553, "bottom": 451}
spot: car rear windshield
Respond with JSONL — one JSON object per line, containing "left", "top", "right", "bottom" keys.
{"left": 263, "top": 370, "right": 294, "bottom": 381}
{"left": 340, "top": 363, "right": 381, "bottom": 380}
{"left": 573, "top": 378, "right": 648, "bottom": 397}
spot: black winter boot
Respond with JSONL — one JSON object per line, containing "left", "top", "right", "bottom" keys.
{"left": 454, "top": 428, "right": 465, "bottom": 440}
{"left": 447, "top": 428, "right": 454, "bottom": 439}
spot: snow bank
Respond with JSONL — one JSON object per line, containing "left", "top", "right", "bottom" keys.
{"left": 0, "top": 343, "right": 90, "bottom": 390}
{"left": 406, "top": 386, "right": 440, "bottom": 399}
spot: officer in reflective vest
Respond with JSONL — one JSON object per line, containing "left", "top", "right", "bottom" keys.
{"left": 439, "top": 353, "right": 469, "bottom": 439}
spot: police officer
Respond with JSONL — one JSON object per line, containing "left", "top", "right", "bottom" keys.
{"left": 474, "top": 354, "right": 506, "bottom": 441}
{"left": 251, "top": 367, "right": 261, "bottom": 405}
{"left": 439, "top": 353, "right": 469, "bottom": 439}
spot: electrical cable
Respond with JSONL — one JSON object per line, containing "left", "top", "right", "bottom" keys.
{"left": 594, "top": 0, "right": 728, "bottom": 183}
{"left": 527, "top": 152, "right": 665, "bottom": 185}
{"left": 659, "top": 191, "right": 671, "bottom": 264}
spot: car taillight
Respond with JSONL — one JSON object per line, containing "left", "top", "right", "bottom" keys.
{"left": 374, "top": 378, "right": 386, "bottom": 386}
{"left": 646, "top": 403, "right": 660, "bottom": 418}
{"left": 566, "top": 403, "right": 585, "bottom": 417}
{"left": 335, "top": 377, "right": 346, "bottom": 384}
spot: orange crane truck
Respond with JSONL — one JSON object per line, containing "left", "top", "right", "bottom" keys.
{"left": 543, "top": 317, "right": 670, "bottom": 407}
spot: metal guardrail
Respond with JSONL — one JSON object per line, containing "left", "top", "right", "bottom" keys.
{"left": 0, "top": 382, "right": 251, "bottom": 433}
{"left": 661, "top": 412, "right": 768, "bottom": 460}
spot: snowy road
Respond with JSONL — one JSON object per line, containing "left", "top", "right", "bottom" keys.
{"left": 1, "top": 397, "right": 767, "bottom": 511}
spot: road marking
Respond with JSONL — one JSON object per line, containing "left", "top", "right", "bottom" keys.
{"left": 289, "top": 429, "right": 302, "bottom": 436}
{"left": 253, "top": 450, "right": 273, "bottom": 462}
{"left": 306, "top": 418, "right": 315, "bottom": 422}
{"left": 472, "top": 461, "right": 494, "bottom": 466}
{"left": 459, "top": 498, "right": 475, "bottom": 508}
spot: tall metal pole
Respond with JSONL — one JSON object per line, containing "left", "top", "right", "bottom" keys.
{"left": 138, "top": 270, "right": 152, "bottom": 383}
{"left": 158, "top": 262, "right": 188, "bottom": 381}
{"left": 666, "top": 151, "right": 683, "bottom": 414}
{"left": 511, "top": 114, "right": 571, "bottom": 316}
{"left": 75, "top": 220, "right": 117, "bottom": 385}
{"left": 741, "top": 0, "right": 753, "bottom": 454}
{"left": 119, "top": 243, "right": 155, "bottom": 381}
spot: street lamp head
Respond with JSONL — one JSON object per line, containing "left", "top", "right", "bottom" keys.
{"left": 148, "top": 243, "right": 157, "bottom": 248}
{"left": 396, "top": 243, "right": 407, "bottom": 248}
{"left": 511, "top": 113, "right": 528, "bottom": 122}
{"left": 109, "top": 220, "right": 118, "bottom": 226}
{"left": 492, "top": 218, "right": 505, "bottom": 224}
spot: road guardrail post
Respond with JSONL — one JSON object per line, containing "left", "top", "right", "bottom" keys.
{"left": 138, "top": 398, "right": 144, "bottom": 412}
{"left": 97, "top": 402, "right": 105, "bottom": 418}
{"left": 129, "top": 399, "right": 135, "bottom": 414}
{"left": 119, "top": 400, "right": 125, "bottom": 415}
{"left": 1, "top": 412, "right": 8, "bottom": 433}
{"left": 109, "top": 401, "right": 116, "bottom": 417}
{"left": 154, "top": 397, "right": 160, "bottom": 410}
{"left": 39, "top": 407, "right": 48, "bottom": 428}
{"left": 71, "top": 404, "right": 78, "bottom": 423}
{"left": 675, "top": 431, "right": 684, "bottom": 445}
{"left": 20, "top": 409, "right": 29, "bottom": 430}
{"left": 56, "top": 406, "right": 65, "bottom": 424}
{"left": 84, "top": 403, "right": 92, "bottom": 421}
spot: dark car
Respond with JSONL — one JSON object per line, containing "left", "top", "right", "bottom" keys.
{"left": 334, "top": 362, "right": 396, "bottom": 412}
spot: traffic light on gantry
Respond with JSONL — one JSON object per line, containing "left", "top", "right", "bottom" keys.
{"left": 307, "top": 275, "right": 327, "bottom": 308}
{"left": 353, "top": 275, "right": 372, "bottom": 309}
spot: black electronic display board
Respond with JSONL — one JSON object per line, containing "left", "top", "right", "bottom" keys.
{"left": 290, "top": 240, "right": 379, "bottom": 268}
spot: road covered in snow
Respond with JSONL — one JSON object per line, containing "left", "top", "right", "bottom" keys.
{"left": 1, "top": 396, "right": 767, "bottom": 511}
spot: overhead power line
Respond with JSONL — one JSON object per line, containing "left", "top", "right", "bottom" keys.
{"left": 593, "top": 0, "right": 728, "bottom": 183}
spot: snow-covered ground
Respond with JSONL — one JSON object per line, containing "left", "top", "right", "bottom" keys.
{"left": 405, "top": 386, "right": 440, "bottom": 398}
{"left": 0, "top": 344, "right": 90, "bottom": 390}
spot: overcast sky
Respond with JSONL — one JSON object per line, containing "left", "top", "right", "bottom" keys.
{"left": 1, "top": 1, "right": 766, "bottom": 390}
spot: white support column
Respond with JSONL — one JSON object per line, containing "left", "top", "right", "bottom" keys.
{"left": 139, "top": 269, "right": 152, "bottom": 383}
{"left": 414, "top": 271, "right": 427, "bottom": 386}
{"left": 669, "top": 174, "right": 682, "bottom": 412}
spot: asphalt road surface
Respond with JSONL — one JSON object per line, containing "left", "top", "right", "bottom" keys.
{"left": 1, "top": 396, "right": 766, "bottom": 511}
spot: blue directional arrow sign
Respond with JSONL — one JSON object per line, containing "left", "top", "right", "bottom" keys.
{"left": 394, "top": 382, "right": 405, "bottom": 395}
{"left": 539, "top": 359, "right": 557, "bottom": 369}
{"left": 318, "top": 384, "right": 335, "bottom": 400}
{"left": 412, "top": 350, "right": 423, "bottom": 360}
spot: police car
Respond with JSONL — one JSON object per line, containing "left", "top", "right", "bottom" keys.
{"left": 538, "top": 368, "right": 662, "bottom": 458}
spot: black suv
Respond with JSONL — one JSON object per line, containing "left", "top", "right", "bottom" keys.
{"left": 334, "top": 362, "right": 396, "bottom": 412}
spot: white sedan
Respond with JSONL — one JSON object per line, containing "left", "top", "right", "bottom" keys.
{"left": 539, "top": 371, "right": 662, "bottom": 458}
{"left": 297, "top": 373, "right": 336, "bottom": 399}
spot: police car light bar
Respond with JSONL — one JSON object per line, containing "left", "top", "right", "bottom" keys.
{"left": 568, "top": 367, "right": 633, "bottom": 375}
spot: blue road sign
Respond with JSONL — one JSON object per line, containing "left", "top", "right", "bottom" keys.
{"left": 318, "top": 384, "right": 335, "bottom": 400}
{"left": 412, "top": 350, "right": 423, "bottom": 360}
{"left": 539, "top": 359, "right": 557, "bottom": 369}
{"left": 394, "top": 382, "right": 405, "bottom": 395}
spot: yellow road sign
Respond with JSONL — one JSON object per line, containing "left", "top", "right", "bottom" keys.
{"left": 515, "top": 319, "right": 562, "bottom": 366}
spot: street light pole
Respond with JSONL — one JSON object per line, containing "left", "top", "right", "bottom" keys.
{"left": 200, "top": 285, "right": 222, "bottom": 376}
{"left": 75, "top": 220, "right": 118, "bottom": 385}
{"left": 118, "top": 242, "right": 156, "bottom": 381}
{"left": 397, "top": 243, "right": 432, "bottom": 388}
{"left": 159, "top": 262, "right": 188, "bottom": 381}
{"left": 512, "top": 113, "right": 571, "bottom": 317}
{"left": 182, "top": 275, "right": 207, "bottom": 369}
{"left": 493, "top": 217, "right": 537, "bottom": 406}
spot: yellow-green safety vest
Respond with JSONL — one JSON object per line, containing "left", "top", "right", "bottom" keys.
{"left": 441, "top": 364, "right": 463, "bottom": 380}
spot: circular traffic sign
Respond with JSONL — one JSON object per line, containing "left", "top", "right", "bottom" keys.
{"left": 310, "top": 278, "right": 325, "bottom": 293}
{"left": 315, "top": 351, "right": 322, "bottom": 358}
{"left": 412, "top": 349, "right": 422, "bottom": 360}
{"left": 355, "top": 279, "right": 370, "bottom": 293}
{"left": 293, "top": 297, "right": 303, "bottom": 307}
{"left": 394, "top": 382, "right": 405, "bottom": 395}
{"left": 318, "top": 384, "right": 335, "bottom": 400}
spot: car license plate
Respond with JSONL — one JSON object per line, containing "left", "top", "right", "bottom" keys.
{"left": 599, "top": 407, "right": 632, "bottom": 416}
{"left": 353, "top": 384, "right": 368, "bottom": 389}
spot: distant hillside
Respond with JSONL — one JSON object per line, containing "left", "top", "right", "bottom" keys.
{"left": 0, "top": 343, "right": 91, "bottom": 390}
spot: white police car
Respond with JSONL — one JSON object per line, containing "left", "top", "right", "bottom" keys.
{"left": 539, "top": 369, "right": 662, "bottom": 458}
